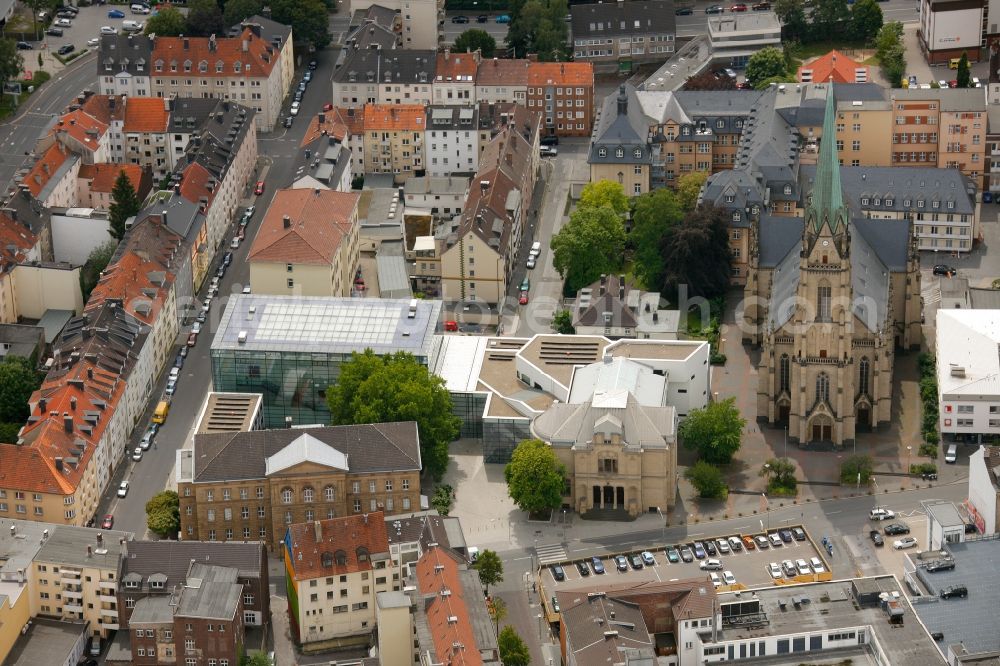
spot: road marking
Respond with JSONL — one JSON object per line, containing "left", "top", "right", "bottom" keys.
{"left": 689, "top": 532, "right": 705, "bottom": 536}
{"left": 827, "top": 511, "right": 842, "bottom": 515}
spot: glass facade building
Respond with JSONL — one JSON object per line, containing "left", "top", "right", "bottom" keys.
{"left": 210, "top": 295, "right": 442, "bottom": 429}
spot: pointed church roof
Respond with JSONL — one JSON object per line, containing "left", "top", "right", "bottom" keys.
{"left": 808, "top": 86, "right": 846, "bottom": 234}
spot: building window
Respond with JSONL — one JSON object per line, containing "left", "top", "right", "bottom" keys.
{"left": 779, "top": 354, "right": 790, "bottom": 394}
{"left": 859, "top": 357, "right": 870, "bottom": 397}
{"left": 281, "top": 488, "right": 293, "bottom": 504}
{"left": 816, "top": 373, "right": 830, "bottom": 404}
{"left": 324, "top": 486, "right": 335, "bottom": 501}
{"left": 817, "top": 285, "right": 831, "bottom": 321}
{"left": 303, "top": 488, "right": 314, "bottom": 503}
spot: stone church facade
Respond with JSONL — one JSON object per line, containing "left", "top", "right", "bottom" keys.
{"left": 743, "top": 91, "right": 922, "bottom": 449}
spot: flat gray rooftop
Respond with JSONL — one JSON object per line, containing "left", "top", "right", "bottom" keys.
{"left": 35, "top": 524, "right": 131, "bottom": 569}
{"left": 713, "top": 577, "right": 943, "bottom": 666}
{"left": 911, "top": 539, "right": 1000, "bottom": 657}
{"left": 211, "top": 294, "right": 442, "bottom": 357}
{"left": 5, "top": 617, "right": 88, "bottom": 666}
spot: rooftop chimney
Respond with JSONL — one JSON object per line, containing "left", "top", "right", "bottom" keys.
{"left": 183, "top": 38, "right": 189, "bottom": 50}
{"left": 70, "top": 397, "right": 76, "bottom": 411}
{"left": 242, "top": 39, "right": 249, "bottom": 53}
{"left": 39, "top": 398, "right": 47, "bottom": 413}
{"left": 282, "top": 215, "right": 291, "bottom": 229}
{"left": 63, "top": 413, "right": 72, "bottom": 433}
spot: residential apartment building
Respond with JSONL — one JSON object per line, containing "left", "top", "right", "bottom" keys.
{"left": 300, "top": 106, "right": 366, "bottom": 187}
{"left": 425, "top": 105, "right": 479, "bottom": 176}
{"left": 332, "top": 50, "right": 437, "bottom": 108}
{"left": 475, "top": 58, "right": 528, "bottom": 106}
{"left": 402, "top": 175, "right": 468, "bottom": 220}
{"left": 440, "top": 105, "right": 540, "bottom": 307}
{"left": 432, "top": 49, "right": 479, "bottom": 104}
{"left": 936, "top": 309, "right": 1000, "bottom": 443}
{"left": 526, "top": 63, "right": 595, "bottom": 138}
{"left": 708, "top": 12, "right": 782, "bottom": 69}
{"left": 569, "top": 0, "right": 676, "bottom": 73}
{"left": 176, "top": 423, "right": 422, "bottom": 549}
{"left": 146, "top": 20, "right": 293, "bottom": 131}
{"left": 76, "top": 164, "right": 150, "bottom": 211}
{"left": 247, "top": 188, "right": 361, "bottom": 297}
{"left": 968, "top": 444, "right": 1000, "bottom": 535}
{"left": 571, "top": 274, "right": 678, "bottom": 339}
{"left": 987, "top": 105, "right": 1000, "bottom": 196}
{"left": 362, "top": 104, "right": 425, "bottom": 181}
{"left": 919, "top": 0, "right": 984, "bottom": 64}
{"left": 345, "top": 4, "right": 402, "bottom": 50}
{"left": 97, "top": 33, "right": 153, "bottom": 97}
{"left": 284, "top": 513, "right": 392, "bottom": 648}
{"left": 797, "top": 49, "right": 870, "bottom": 84}
{"left": 348, "top": 0, "right": 441, "bottom": 49}
{"left": 24, "top": 143, "right": 83, "bottom": 210}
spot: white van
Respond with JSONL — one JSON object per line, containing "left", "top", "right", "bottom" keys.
{"left": 130, "top": 3, "right": 151, "bottom": 13}
{"left": 122, "top": 20, "right": 143, "bottom": 32}
{"left": 945, "top": 444, "right": 958, "bottom": 464}
{"left": 529, "top": 241, "right": 541, "bottom": 256}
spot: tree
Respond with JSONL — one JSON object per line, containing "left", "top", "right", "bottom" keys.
{"left": 630, "top": 189, "right": 683, "bottom": 290}
{"left": 474, "top": 549, "right": 504, "bottom": 594}
{"left": 0, "top": 357, "right": 40, "bottom": 424}
{"left": 224, "top": 0, "right": 264, "bottom": 27}
{"left": 0, "top": 40, "right": 23, "bottom": 97}
{"left": 79, "top": 240, "right": 117, "bottom": 301}
{"left": 487, "top": 597, "right": 507, "bottom": 635}
{"left": 811, "top": 0, "right": 850, "bottom": 38}
{"left": 498, "top": 627, "right": 530, "bottom": 666}
{"left": 327, "top": 350, "right": 461, "bottom": 480}
{"left": 676, "top": 172, "right": 708, "bottom": 211}
{"left": 504, "top": 438, "right": 566, "bottom": 515}
{"left": 957, "top": 51, "right": 971, "bottom": 88}
{"left": 551, "top": 205, "right": 626, "bottom": 294}
{"left": 875, "top": 22, "right": 906, "bottom": 87}
{"left": 745, "top": 47, "right": 787, "bottom": 87}
{"left": 684, "top": 461, "right": 728, "bottom": 499}
{"left": 579, "top": 179, "right": 629, "bottom": 216}
{"left": 241, "top": 653, "right": 272, "bottom": 666}
{"left": 185, "top": 0, "right": 224, "bottom": 36}
{"left": 551, "top": 309, "right": 575, "bottom": 334}
{"left": 271, "top": 0, "right": 331, "bottom": 49}
{"left": 659, "top": 205, "right": 732, "bottom": 300}
{"left": 22, "top": 0, "right": 52, "bottom": 40}
{"left": 760, "top": 457, "right": 797, "bottom": 493}
{"left": 684, "top": 69, "right": 737, "bottom": 91}
{"left": 850, "top": 0, "right": 883, "bottom": 42}
{"left": 679, "top": 398, "right": 746, "bottom": 465}
{"left": 430, "top": 485, "right": 453, "bottom": 515}
{"left": 506, "top": 0, "right": 568, "bottom": 60}
{"left": 840, "top": 454, "right": 874, "bottom": 485}
{"left": 144, "top": 6, "right": 187, "bottom": 35}
{"left": 453, "top": 29, "right": 497, "bottom": 58}
{"left": 109, "top": 169, "right": 142, "bottom": 240}
{"left": 146, "top": 490, "right": 180, "bottom": 537}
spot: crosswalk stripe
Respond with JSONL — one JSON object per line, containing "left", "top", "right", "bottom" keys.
{"left": 536, "top": 543, "right": 567, "bottom": 565}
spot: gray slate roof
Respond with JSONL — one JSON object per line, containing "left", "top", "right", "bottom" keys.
{"left": 891, "top": 87, "right": 986, "bottom": 112}
{"left": 427, "top": 105, "right": 477, "bottom": 131}
{"left": 334, "top": 49, "right": 436, "bottom": 85}
{"left": 758, "top": 215, "right": 803, "bottom": 267}
{"left": 121, "top": 541, "right": 264, "bottom": 593}
{"left": 799, "top": 165, "right": 976, "bottom": 217}
{"left": 590, "top": 86, "right": 651, "bottom": 165}
{"left": 701, "top": 170, "right": 766, "bottom": 227}
{"left": 191, "top": 422, "right": 421, "bottom": 482}
{"left": 129, "top": 594, "right": 174, "bottom": 624}
{"left": 532, "top": 394, "right": 675, "bottom": 448}
{"left": 570, "top": 0, "right": 675, "bottom": 39}
{"left": 175, "top": 563, "right": 242, "bottom": 620}
{"left": 97, "top": 33, "right": 152, "bottom": 78}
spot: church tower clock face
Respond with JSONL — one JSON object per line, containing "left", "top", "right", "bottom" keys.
{"left": 822, "top": 240, "right": 829, "bottom": 246}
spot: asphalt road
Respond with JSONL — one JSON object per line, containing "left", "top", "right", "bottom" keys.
{"left": 97, "top": 48, "right": 340, "bottom": 536}
{"left": 674, "top": 0, "right": 919, "bottom": 37}
{"left": 441, "top": 13, "right": 511, "bottom": 47}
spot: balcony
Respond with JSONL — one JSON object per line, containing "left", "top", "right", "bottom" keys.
{"left": 99, "top": 607, "right": 118, "bottom": 618}
{"left": 99, "top": 593, "right": 117, "bottom": 603}
{"left": 98, "top": 580, "right": 116, "bottom": 591}
{"left": 102, "top": 622, "right": 119, "bottom": 631}
{"left": 63, "top": 603, "right": 83, "bottom": 613}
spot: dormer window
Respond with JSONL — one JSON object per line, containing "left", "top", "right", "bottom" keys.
{"left": 886, "top": 199, "right": 893, "bottom": 206}
{"left": 170, "top": 60, "right": 177, "bottom": 72}
{"left": 783, "top": 184, "right": 792, "bottom": 195}
{"left": 216, "top": 59, "right": 224, "bottom": 73}
{"left": 917, "top": 199, "right": 925, "bottom": 208}
{"left": 155, "top": 59, "right": 163, "bottom": 72}
{"left": 183, "top": 59, "right": 192, "bottom": 72}
{"left": 150, "top": 580, "right": 164, "bottom": 590}
{"left": 234, "top": 61, "right": 242, "bottom": 73}
{"left": 861, "top": 198, "right": 869, "bottom": 206}
{"left": 125, "top": 580, "right": 139, "bottom": 589}
{"left": 732, "top": 211, "right": 740, "bottom": 221}
{"left": 598, "top": 147, "right": 607, "bottom": 157}
{"left": 717, "top": 119, "right": 725, "bottom": 128}
{"left": 736, "top": 119, "right": 743, "bottom": 128}
{"left": 947, "top": 200, "right": 954, "bottom": 209}
{"left": 873, "top": 198, "right": 880, "bottom": 206}
{"left": 199, "top": 60, "right": 208, "bottom": 73}
{"left": 903, "top": 199, "right": 910, "bottom": 207}
{"left": 725, "top": 194, "right": 735, "bottom": 203}
{"left": 932, "top": 200, "right": 940, "bottom": 209}
{"left": 682, "top": 126, "right": 690, "bottom": 136}
{"left": 616, "top": 147, "right": 624, "bottom": 158}
{"left": 633, "top": 148, "right": 642, "bottom": 158}
{"left": 751, "top": 205, "right": 760, "bottom": 214}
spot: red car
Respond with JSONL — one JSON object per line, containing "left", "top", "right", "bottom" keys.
{"left": 730, "top": 3, "right": 748, "bottom": 10}
{"left": 323, "top": 103, "right": 334, "bottom": 111}
{"left": 254, "top": 181, "right": 265, "bottom": 196}
{"left": 444, "top": 320, "right": 459, "bottom": 332}
{"left": 101, "top": 514, "right": 114, "bottom": 529}
{"left": 948, "top": 80, "right": 958, "bottom": 88}
{"left": 186, "top": 331, "right": 198, "bottom": 347}
{"left": 519, "top": 291, "right": 529, "bottom": 305}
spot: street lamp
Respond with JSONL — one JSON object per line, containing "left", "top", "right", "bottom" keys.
{"left": 656, "top": 506, "right": 666, "bottom": 545}
{"left": 761, "top": 492, "right": 770, "bottom": 531}
{"left": 906, "top": 445, "right": 912, "bottom": 482}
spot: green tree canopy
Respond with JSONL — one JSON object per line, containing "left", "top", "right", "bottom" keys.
{"left": 679, "top": 398, "right": 746, "bottom": 465}
{"left": 551, "top": 309, "right": 575, "bottom": 334}
{"left": 242, "top": 653, "right": 273, "bottom": 666}
{"left": 875, "top": 22, "right": 906, "bottom": 86}
{"left": 498, "top": 627, "right": 530, "bottom": 666}
{"left": 271, "top": 0, "right": 331, "bottom": 49}
{"left": 473, "top": 549, "right": 504, "bottom": 594}
{"left": 551, "top": 205, "right": 626, "bottom": 294}
{"left": 850, "top": 0, "right": 883, "bottom": 42}
{"left": 684, "top": 460, "right": 728, "bottom": 499}
{"left": 144, "top": 6, "right": 187, "bottom": 35}
{"left": 0, "top": 357, "right": 41, "bottom": 424}
{"left": 579, "top": 179, "right": 629, "bottom": 216}
{"left": 0, "top": 40, "right": 24, "bottom": 95}
{"left": 630, "top": 188, "right": 683, "bottom": 290}
{"left": 840, "top": 454, "right": 874, "bottom": 485}
{"left": 774, "top": 0, "right": 808, "bottom": 39}
{"left": 659, "top": 205, "right": 732, "bottom": 300}
{"left": 760, "top": 457, "right": 797, "bottom": 492}
{"left": 957, "top": 51, "right": 971, "bottom": 87}
{"left": 224, "top": 0, "right": 265, "bottom": 27}
{"left": 80, "top": 240, "right": 117, "bottom": 301}
{"left": 487, "top": 597, "right": 507, "bottom": 634}
{"left": 506, "top": 0, "right": 568, "bottom": 59}
{"left": 146, "top": 490, "right": 180, "bottom": 537}
{"left": 453, "top": 29, "right": 497, "bottom": 58}
{"left": 746, "top": 47, "right": 787, "bottom": 87}
{"left": 109, "top": 169, "right": 142, "bottom": 240}
{"left": 811, "top": 0, "right": 851, "bottom": 38}
{"left": 185, "top": 0, "right": 224, "bottom": 36}
{"left": 676, "top": 172, "right": 708, "bottom": 211}
{"left": 327, "top": 350, "right": 460, "bottom": 480}
{"left": 504, "top": 438, "right": 566, "bottom": 514}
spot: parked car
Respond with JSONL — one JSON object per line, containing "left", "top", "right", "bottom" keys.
{"left": 678, "top": 546, "right": 694, "bottom": 562}
{"left": 254, "top": 181, "right": 265, "bottom": 196}
{"left": 754, "top": 535, "right": 769, "bottom": 549}
{"left": 709, "top": 572, "right": 721, "bottom": 588}
{"left": 869, "top": 507, "right": 895, "bottom": 521}
{"left": 791, "top": 527, "right": 806, "bottom": 541}
{"left": 940, "top": 585, "right": 967, "bottom": 599}
{"left": 140, "top": 431, "right": 155, "bottom": 450}
{"left": 665, "top": 547, "right": 680, "bottom": 563}
{"left": 926, "top": 559, "right": 955, "bottom": 573}
{"left": 705, "top": 4, "right": 724, "bottom": 12}
{"left": 933, "top": 264, "right": 956, "bottom": 277}
{"left": 550, "top": 595, "right": 560, "bottom": 613}
{"left": 884, "top": 522, "right": 910, "bottom": 535}
{"left": 722, "top": 570, "right": 736, "bottom": 586}
{"left": 768, "top": 532, "right": 783, "bottom": 547}
{"left": 495, "top": 14, "right": 511, "bottom": 22}
{"left": 308, "top": 58, "right": 318, "bottom": 70}
{"left": 186, "top": 331, "right": 198, "bottom": 346}
{"left": 56, "top": 43, "right": 74, "bottom": 55}
{"left": 46, "top": 27, "right": 65, "bottom": 37}
{"left": 699, "top": 558, "right": 724, "bottom": 571}
{"left": 692, "top": 541, "right": 707, "bottom": 559}
{"left": 132, "top": 446, "right": 143, "bottom": 461}
{"left": 728, "top": 536, "right": 743, "bottom": 551}
{"left": 778, "top": 529, "right": 793, "bottom": 543}
{"left": 108, "top": 8, "right": 125, "bottom": 17}
{"left": 716, "top": 538, "right": 730, "bottom": 554}
{"left": 55, "top": 17, "right": 72, "bottom": 26}
{"left": 117, "top": 481, "right": 129, "bottom": 497}
{"left": 591, "top": 556, "right": 605, "bottom": 574}
{"left": 742, "top": 535, "right": 756, "bottom": 550}
{"left": 945, "top": 444, "right": 958, "bottom": 464}
{"left": 476, "top": 14, "right": 488, "bottom": 21}
{"left": 450, "top": 14, "right": 469, "bottom": 22}
{"left": 870, "top": 530, "right": 884, "bottom": 546}
{"left": 518, "top": 291, "right": 529, "bottom": 305}
{"left": 893, "top": 536, "right": 918, "bottom": 550}
{"left": 540, "top": 146, "right": 557, "bottom": 157}
{"left": 526, "top": 257, "right": 536, "bottom": 269}
{"left": 704, "top": 540, "right": 717, "bottom": 556}
{"left": 615, "top": 555, "right": 629, "bottom": 571}
{"left": 575, "top": 561, "right": 590, "bottom": 576}
{"left": 16, "top": 41, "right": 33, "bottom": 50}
{"left": 551, "top": 565, "right": 565, "bottom": 581}
{"left": 675, "top": 6, "right": 694, "bottom": 13}
{"left": 290, "top": 101, "right": 300, "bottom": 116}
{"left": 629, "top": 553, "right": 643, "bottom": 569}
{"left": 223, "top": 251, "right": 233, "bottom": 266}
{"left": 795, "top": 559, "right": 811, "bottom": 575}
{"left": 809, "top": 557, "right": 826, "bottom": 573}
{"left": 323, "top": 103, "right": 334, "bottom": 111}
{"left": 540, "top": 135, "right": 559, "bottom": 146}
{"left": 781, "top": 560, "right": 797, "bottom": 577}
{"left": 729, "top": 3, "right": 748, "bottom": 10}
{"left": 640, "top": 551, "right": 655, "bottom": 566}
{"left": 767, "top": 562, "right": 782, "bottom": 579}
{"left": 752, "top": 1, "right": 771, "bottom": 8}
{"left": 100, "top": 25, "right": 117, "bottom": 34}
{"left": 87, "top": 37, "right": 99, "bottom": 46}
{"left": 101, "top": 513, "right": 115, "bottom": 528}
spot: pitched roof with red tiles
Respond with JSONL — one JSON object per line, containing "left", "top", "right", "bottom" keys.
{"left": 89, "top": 249, "right": 175, "bottom": 325}
{"left": 436, "top": 50, "right": 480, "bottom": 82}
{"left": 248, "top": 188, "right": 360, "bottom": 265}
{"left": 299, "top": 107, "right": 362, "bottom": 148}
{"left": 476, "top": 58, "right": 531, "bottom": 87}
{"left": 797, "top": 50, "right": 868, "bottom": 84}
{"left": 364, "top": 104, "right": 427, "bottom": 132}
{"left": 53, "top": 108, "right": 110, "bottom": 150}
{"left": 123, "top": 97, "right": 169, "bottom": 133}
{"left": 25, "top": 143, "right": 72, "bottom": 197}
{"left": 79, "top": 93, "right": 127, "bottom": 125}
{"left": 78, "top": 164, "right": 144, "bottom": 194}
{"left": 285, "top": 512, "right": 389, "bottom": 581}
{"left": 0, "top": 210, "right": 38, "bottom": 269}
{"left": 527, "top": 61, "right": 594, "bottom": 87}
{"left": 152, "top": 28, "right": 280, "bottom": 79}
{"left": 416, "top": 546, "right": 485, "bottom": 666}
{"left": 177, "top": 161, "right": 216, "bottom": 209}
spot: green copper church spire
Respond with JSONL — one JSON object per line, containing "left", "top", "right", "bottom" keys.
{"left": 808, "top": 85, "right": 847, "bottom": 234}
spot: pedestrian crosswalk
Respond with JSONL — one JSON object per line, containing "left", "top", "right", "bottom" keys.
{"left": 535, "top": 543, "right": 568, "bottom": 566}
{"left": 922, "top": 283, "right": 941, "bottom": 306}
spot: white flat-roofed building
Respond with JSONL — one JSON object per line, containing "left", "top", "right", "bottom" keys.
{"left": 936, "top": 309, "right": 1000, "bottom": 443}
{"left": 708, "top": 12, "right": 781, "bottom": 69}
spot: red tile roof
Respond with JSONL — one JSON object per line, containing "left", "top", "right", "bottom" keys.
{"left": 436, "top": 51, "right": 480, "bottom": 82}
{"left": 416, "top": 546, "right": 484, "bottom": 666}
{"left": 476, "top": 58, "right": 531, "bottom": 87}
{"left": 300, "top": 107, "right": 359, "bottom": 147}
{"left": 79, "top": 93, "right": 127, "bottom": 125}
{"left": 285, "top": 512, "right": 389, "bottom": 581}
{"left": 364, "top": 104, "right": 426, "bottom": 132}
{"left": 0, "top": 210, "right": 37, "bottom": 268}
{"left": 89, "top": 250, "right": 175, "bottom": 325}
{"left": 53, "top": 108, "right": 109, "bottom": 150}
{"left": 123, "top": 97, "right": 169, "bottom": 133}
{"left": 248, "top": 188, "right": 360, "bottom": 265}
{"left": 526, "top": 62, "right": 594, "bottom": 87}
{"left": 78, "top": 163, "right": 143, "bottom": 193}
{"left": 152, "top": 28, "right": 279, "bottom": 79}
{"left": 25, "top": 143, "right": 71, "bottom": 197}
{"left": 797, "top": 50, "right": 869, "bottom": 84}
{"left": 177, "top": 162, "right": 216, "bottom": 209}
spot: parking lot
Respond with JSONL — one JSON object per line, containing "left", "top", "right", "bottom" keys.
{"left": 539, "top": 525, "right": 832, "bottom": 618}
{"left": 25, "top": 2, "right": 162, "bottom": 56}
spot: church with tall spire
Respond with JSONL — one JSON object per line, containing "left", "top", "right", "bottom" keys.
{"left": 744, "top": 86, "right": 922, "bottom": 449}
